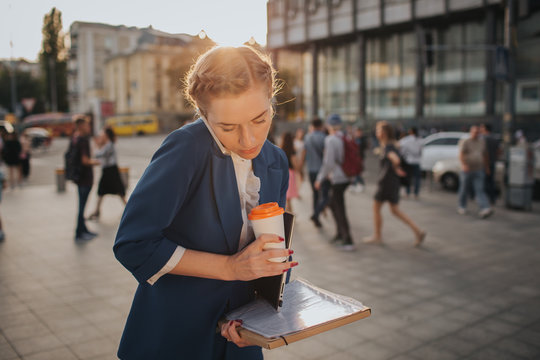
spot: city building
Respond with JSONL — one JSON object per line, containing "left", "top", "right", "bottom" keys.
{"left": 267, "top": 0, "right": 540, "bottom": 139}
{"left": 68, "top": 22, "right": 143, "bottom": 129}
{"left": 103, "top": 29, "right": 212, "bottom": 132}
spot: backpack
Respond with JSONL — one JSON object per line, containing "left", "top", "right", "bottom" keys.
{"left": 339, "top": 133, "right": 363, "bottom": 177}
{"left": 64, "top": 138, "right": 81, "bottom": 183}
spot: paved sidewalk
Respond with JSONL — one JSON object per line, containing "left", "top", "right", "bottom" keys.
{"left": 1, "top": 149, "right": 540, "bottom": 359}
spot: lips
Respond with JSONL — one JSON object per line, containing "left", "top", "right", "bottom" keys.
{"left": 239, "top": 146, "right": 259, "bottom": 155}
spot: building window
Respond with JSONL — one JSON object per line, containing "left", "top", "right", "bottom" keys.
{"left": 424, "top": 20, "right": 486, "bottom": 117}
{"left": 317, "top": 42, "right": 359, "bottom": 121}
{"left": 366, "top": 31, "right": 416, "bottom": 120}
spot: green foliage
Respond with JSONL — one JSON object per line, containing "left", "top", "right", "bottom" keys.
{"left": 0, "top": 65, "right": 45, "bottom": 114}
{"left": 39, "top": 7, "right": 68, "bottom": 112}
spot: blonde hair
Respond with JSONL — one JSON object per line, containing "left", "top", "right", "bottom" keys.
{"left": 184, "top": 46, "right": 278, "bottom": 117}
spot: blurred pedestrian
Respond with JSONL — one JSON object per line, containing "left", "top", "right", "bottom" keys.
{"left": 20, "top": 131, "right": 31, "bottom": 181}
{"left": 398, "top": 127, "right": 423, "bottom": 199}
{"left": 70, "top": 116, "right": 100, "bottom": 241}
{"left": 280, "top": 131, "right": 299, "bottom": 212}
{"left": 480, "top": 123, "right": 500, "bottom": 205}
{"left": 304, "top": 118, "right": 329, "bottom": 228}
{"left": 2, "top": 132, "right": 22, "bottom": 189}
{"left": 315, "top": 114, "right": 355, "bottom": 251}
{"left": 88, "top": 127, "right": 126, "bottom": 220}
{"left": 364, "top": 121, "right": 426, "bottom": 247}
{"left": 351, "top": 127, "right": 367, "bottom": 193}
{"left": 0, "top": 166, "right": 5, "bottom": 241}
{"left": 293, "top": 127, "right": 306, "bottom": 183}
{"left": 457, "top": 125, "right": 493, "bottom": 218}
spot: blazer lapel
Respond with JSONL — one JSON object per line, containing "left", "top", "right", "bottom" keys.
{"left": 253, "top": 141, "right": 283, "bottom": 206}
{"left": 211, "top": 146, "right": 243, "bottom": 254}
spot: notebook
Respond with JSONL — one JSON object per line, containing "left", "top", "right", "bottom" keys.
{"left": 252, "top": 212, "right": 295, "bottom": 311}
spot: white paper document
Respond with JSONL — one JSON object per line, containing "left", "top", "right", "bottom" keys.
{"left": 226, "top": 278, "right": 367, "bottom": 339}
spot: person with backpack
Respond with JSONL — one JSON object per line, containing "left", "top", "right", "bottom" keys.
{"left": 314, "top": 114, "right": 355, "bottom": 251}
{"left": 363, "top": 121, "right": 426, "bottom": 247}
{"left": 67, "top": 116, "right": 100, "bottom": 241}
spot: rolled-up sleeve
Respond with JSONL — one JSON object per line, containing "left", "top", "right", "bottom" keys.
{"left": 113, "top": 129, "right": 200, "bottom": 284}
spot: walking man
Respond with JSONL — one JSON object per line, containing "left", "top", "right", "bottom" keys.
{"left": 304, "top": 118, "right": 328, "bottom": 228}
{"left": 71, "top": 117, "right": 100, "bottom": 240}
{"left": 315, "top": 114, "right": 354, "bottom": 250}
{"left": 399, "top": 127, "right": 423, "bottom": 198}
{"left": 457, "top": 125, "right": 493, "bottom": 218}
{"left": 480, "top": 123, "right": 500, "bottom": 205}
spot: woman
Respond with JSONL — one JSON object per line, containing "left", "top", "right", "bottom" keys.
{"left": 88, "top": 127, "right": 126, "bottom": 220}
{"left": 279, "top": 132, "right": 299, "bottom": 212}
{"left": 363, "top": 121, "right": 426, "bottom": 247}
{"left": 113, "top": 46, "right": 296, "bottom": 360}
{"left": 1, "top": 132, "right": 22, "bottom": 189}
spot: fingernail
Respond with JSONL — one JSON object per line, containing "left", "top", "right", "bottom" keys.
{"left": 235, "top": 319, "right": 243, "bottom": 325}
{"left": 229, "top": 320, "right": 233, "bottom": 326}
{"left": 279, "top": 237, "right": 285, "bottom": 242}
{"left": 291, "top": 262, "right": 299, "bottom": 267}
{"left": 282, "top": 269, "right": 289, "bottom": 273}
{"left": 288, "top": 249, "right": 294, "bottom": 255}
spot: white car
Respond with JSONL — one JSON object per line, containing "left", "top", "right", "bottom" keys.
{"left": 420, "top": 132, "right": 468, "bottom": 171}
{"left": 432, "top": 158, "right": 504, "bottom": 191}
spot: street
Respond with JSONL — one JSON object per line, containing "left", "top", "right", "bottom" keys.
{"left": 1, "top": 134, "right": 539, "bottom": 360}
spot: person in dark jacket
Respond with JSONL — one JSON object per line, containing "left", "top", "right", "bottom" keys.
{"left": 113, "top": 46, "right": 297, "bottom": 360}
{"left": 2, "top": 132, "right": 22, "bottom": 189}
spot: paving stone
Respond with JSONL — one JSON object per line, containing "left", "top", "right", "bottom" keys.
{"left": 1, "top": 137, "right": 540, "bottom": 359}
{"left": 22, "top": 346, "right": 77, "bottom": 360}
{"left": 11, "top": 334, "right": 63, "bottom": 357}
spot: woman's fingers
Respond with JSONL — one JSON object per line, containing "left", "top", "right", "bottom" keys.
{"left": 223, "top": 320, "right": 252, "bottom": 347}
{"left": 252, "top": 233, "right": 284, "bottom": 250}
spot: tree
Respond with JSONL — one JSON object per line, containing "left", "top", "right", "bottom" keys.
{"left": 39, "top": 7, "right": 68, "bottom": 112}
{"left": 0, "top": 64, "right": 45, "bottom": 116}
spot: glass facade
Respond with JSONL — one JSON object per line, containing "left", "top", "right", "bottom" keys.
{"left": 515, "top": 11, "right": 540, "bottom": 114}
{"left": 317, "top": 42, "right": 359, "bottom": 121}
{"left": 424, "top": 21, "right": 486, "bottom": 117}
{"left": 274, "top": 9, "right": 540, "bottom": 130}
{"left": 365, "top": 32, "right": 415, "bottom": 120}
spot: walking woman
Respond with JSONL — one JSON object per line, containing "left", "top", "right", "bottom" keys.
{"left": 113, "top": 46, "right": 296, "bottom": 360}
{"left": 88, "top": 127, "right": 126, "bottom": 220}
{"left": 363, "top": 121, "right": 426, "bottom": 247}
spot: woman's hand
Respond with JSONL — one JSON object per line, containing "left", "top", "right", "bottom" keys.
{"left": 221, "top": 320, "right": 253, "bottom": 347}
{"left": 227, "top": 234, "right": 297, "bottom": 281}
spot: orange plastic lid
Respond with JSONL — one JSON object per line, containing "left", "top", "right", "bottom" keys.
{"left": 248, "top": 202, "right": 284, "bottom": 220}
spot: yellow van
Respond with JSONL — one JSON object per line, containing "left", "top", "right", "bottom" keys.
{"left": 105, "top": 114, "right": 159, "bottom": 136}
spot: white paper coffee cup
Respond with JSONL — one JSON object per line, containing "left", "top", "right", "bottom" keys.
{"left": 248, "top": 202, "right": 286, "bottom": 262}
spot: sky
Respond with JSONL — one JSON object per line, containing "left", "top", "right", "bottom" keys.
{"left": 0, "top": 0, "right": 269, "bottom": 61}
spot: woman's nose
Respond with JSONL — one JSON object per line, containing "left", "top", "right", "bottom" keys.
{"left": 239, "top": 126, "right": 255, "bottom": 147}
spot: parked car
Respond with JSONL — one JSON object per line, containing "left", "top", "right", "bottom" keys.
{"left": 24, "top": 127, "right": 53, "bottom": 150}
{"left": 420, "top": 132, "right": 468, "bottom": 171}
{"left": 432, "top": 158, "right": 504, "bottom": 191}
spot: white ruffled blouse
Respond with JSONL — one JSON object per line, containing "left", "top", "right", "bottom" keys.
{"left": 147, "top": 119, "right": 261, "bottom": 285}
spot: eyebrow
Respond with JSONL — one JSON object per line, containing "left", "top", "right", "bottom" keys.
{"left": 217, "top": 109, "right": 268, "bottom": 126}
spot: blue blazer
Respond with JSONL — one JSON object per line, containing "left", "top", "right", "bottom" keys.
{"left": 113, "top": 119, "right": 289, "bottom": 360}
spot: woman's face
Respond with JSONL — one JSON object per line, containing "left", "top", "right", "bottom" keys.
{"left": 376, "top": 125, "right": 384, "bottom": 141}
{"left": 205, "top": 84, "right": 272, "bottom": 160}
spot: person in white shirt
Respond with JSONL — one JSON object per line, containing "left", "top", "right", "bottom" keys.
{"left": 399, "top": 127, "right": 423, "bottom": 198}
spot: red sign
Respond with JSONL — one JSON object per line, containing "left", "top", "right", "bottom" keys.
{"left": 100, "top": 101, "right": 115, "bottom": 117}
